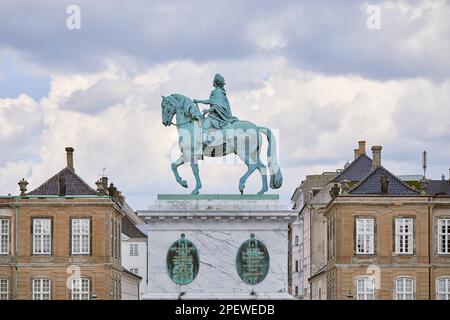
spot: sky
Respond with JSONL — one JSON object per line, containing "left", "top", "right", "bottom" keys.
{"left": 0, "top": 0, "right": 449, "bottom": 209}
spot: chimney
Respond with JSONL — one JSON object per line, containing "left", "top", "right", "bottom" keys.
{"left": 371, "top": 146, "right": 382, "bottom": 168}
{"left": 354, "top": 149, "right": 359, "bottom": 160}
{"left": 65, "top": 147, "right": 74, "bottom": 171}
{"left": 358, "top": 141, "right": 366, "bottom": 156}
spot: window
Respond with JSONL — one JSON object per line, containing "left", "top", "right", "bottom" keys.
{"left": 395, "top": 277, "right": 414, "bottom": 300}
{"left": 32, "top": 278, "right": 51, "bottom": 300}
{"left": 71, "top": 278, "right": 90, "bottom": 300}
{"left": 0, "top": 278, "right": 8, "bottom": 300}
{"left": 72, "top": 219, "right": 90, "bottom": 255}
{"left": 437, "top": 218, "right": 450, "bottom": 254}
{"left": 129, "top": 268, "right": 139, "bottom": 275}
{"left": 356, "top": 218, "right": 374, "bottom": 254}
{"left": 295, "top": 260, "right": 299, "bottom": 272}
{"left": 295, "top": 236, "right": 299, "bottom": 246}
{"left": 33, "top": 219, "right": 51, "bottom": 255}
{"left": 0, "top": 219, "right": 9, "bottom": 254}
{"left": 356, "top": 277, "right": 375, "bottom": 300}
{"left": 436, "top": 277, "right": 450, "bottom": 300}
{"left": 395, "top": 218, "right": 413, "bottom": 254}
{"left": 129, "top": 243, "right": 139, "bottom": 256}
{"left": 295, "top": 286, "right": 299, "bottom": 296}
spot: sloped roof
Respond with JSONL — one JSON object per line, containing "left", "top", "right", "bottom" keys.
{"left": 332, "top": 154, "right": 373, "bottom": 182}
{"left": 428, "top": 180, "right": 450, "bottom": 196}
{"left": 348, "top": 166, "right": 420, "bottom": 196}
{"left": 122, "top": 215, "right": 147, "bottom": 238}
{"left": 26, "top": 167, "right": 98, "bottom": 196}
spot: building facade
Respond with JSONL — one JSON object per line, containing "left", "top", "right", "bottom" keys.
{"left": 121, "top": 214, "right": 148, "bottom": 299}
{"left": 319, "top": 146, "right": 450, "bottom": 300}
{"left": 290, "top": 141, "right": 370, "bottom": 299}
{"left": 0, "top": 147, "right": 140, "bottom": 300}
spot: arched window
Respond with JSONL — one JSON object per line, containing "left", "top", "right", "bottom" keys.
{"left": 395, "top": 277, "right": 414, "bottom": 300}
{"left": 71, "top": 277, "right": 90, "bottom": 300}
{"left": 32, "top": 278, "right": 51, "bottom": 300}
{"left": 436, "top": 277, "right": 450, "bottom": 300}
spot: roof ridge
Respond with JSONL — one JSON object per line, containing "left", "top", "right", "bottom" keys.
{"left": 347, "top": 166, "right": 376, "bottom": 193}
{"left": 26, "top": 166, "right": 98, "bottom": 196}
{"left": 65, "top": 167, "right": 98, "bottom": 194}
{"left": 25, "top": 167, "right": 69, "bottom": 195}
{"left": 332, "top": 153, "right": 372, "bottom": 182}
{"left": 348, "top": 165, "right": 420, "bottom": 195}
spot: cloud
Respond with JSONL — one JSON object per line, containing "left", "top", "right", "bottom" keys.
{"left": 0, "top": 94, "right": 45, "bottom": 165}
{"left": 0, "top": 0, "right": 449, "bottom": 80}
{"left": 1, "top": 58, "right": 450, "bottom": 208}
{"left": 61, "top": 78, "right": 134, "bottom": 113}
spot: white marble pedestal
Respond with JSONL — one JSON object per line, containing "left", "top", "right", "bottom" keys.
{"left": 137, "top": 194, "right": 296, "bottom": 300}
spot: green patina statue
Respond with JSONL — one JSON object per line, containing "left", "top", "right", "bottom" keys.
{"left": 161, "top": 74, "right": 282, "bottom": 195}
{"left": 193, "top": 74, "right": 239, "bottom": 143}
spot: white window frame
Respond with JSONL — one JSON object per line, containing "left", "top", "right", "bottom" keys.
{"left": 395, "top": 277, "right": 414, "bottom": 300}
{"left": 395, "top": 218, "right": 414, "bottom": 254}
{"left": 32, "top": 218, "right": 51, "bottom": 255}
{"left": 71, "top": 277, "right": 90, "bottom": 300}
{"left": 356, "top": 218, "right": 374, "bottom": 254}
{"left": 356, "top": 277, "right": 375, "bottom": 300}
{"left": 436, "top": 277, "right": 450, "bottom": 300}
{"left": 129, "top": 267, "right": 139, "bottom": 275}
{"left": 437, "top": 218, "right": 450, "bottom": 254}
{"left": 32, "top": 278, "right": 51, "bottom": 300}
{"left": 0, "top": 278, "right": 8, "bottom": 300}
{"left": 129, "top": 243, "right": 139, "bottom": 256}
{"left": 71, "top": 219, "right": 90, "bottom": 255}
{"left": 0, "top": 219, "right": 9, "bottom": 255}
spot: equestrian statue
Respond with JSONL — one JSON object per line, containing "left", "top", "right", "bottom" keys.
{"left": 161, "top": 74, "right": 282, "bottom": 195}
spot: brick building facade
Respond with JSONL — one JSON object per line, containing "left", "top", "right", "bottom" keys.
{"left": 0, "top": 147, "right": 141, "bottom": 299}
{"left": 316, "top": 146, "right": 450, "bottom": 300}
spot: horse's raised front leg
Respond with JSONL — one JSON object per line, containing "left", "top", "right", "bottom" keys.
{"left": 190, "top": 163, "right": 202, "bottom": 194}
{"left": 239, "top": 164, "right": 257, "bottom": 195}
{"left": 171, "top": 156, "right": 188, "bottom": 188}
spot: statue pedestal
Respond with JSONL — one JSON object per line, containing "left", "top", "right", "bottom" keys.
{"left": 137, "top": 194, "right": 296, "bottom": 300}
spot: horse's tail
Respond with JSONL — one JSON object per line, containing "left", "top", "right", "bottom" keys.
{"left": 259, "top": 127, "right": 283, "bottom": 189}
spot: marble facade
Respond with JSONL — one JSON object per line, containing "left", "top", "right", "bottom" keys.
{"left": 137, "top": 194, "right": 296, "bottom": 300}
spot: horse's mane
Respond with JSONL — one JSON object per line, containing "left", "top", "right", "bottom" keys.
{"left": 170, "top": 94, "right": 203, "bottom": 121}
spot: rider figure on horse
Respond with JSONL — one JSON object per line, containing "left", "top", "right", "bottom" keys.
{"left": 193, "top": 74, "right": 238, "bottom": 144}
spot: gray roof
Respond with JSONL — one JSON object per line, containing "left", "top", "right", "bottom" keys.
{"left": 26, "top": 167, "right": 98, "bottom": 196}
{"left": 332, "top": 154, "right": 373, "bottom": 182}
{"left": 122, "top": 215, "right": 147, "bottom": 238}
{"left": 349, "top": 166, "right": 420, "bottom": 196}
{"left": 428, "top": 180, "right": 450, "bottom": 196}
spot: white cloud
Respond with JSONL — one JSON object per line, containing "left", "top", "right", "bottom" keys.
{"left": 0, "top": 58, "right": 449, "bottom": 207}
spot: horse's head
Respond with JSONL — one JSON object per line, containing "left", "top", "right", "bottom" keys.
{"left": 161, "top": 95, "right": 176, "bottom": 126}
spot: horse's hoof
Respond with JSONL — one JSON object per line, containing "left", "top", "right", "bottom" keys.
{"left": 191, "top": 189, "right": 199, "bottom": 195}
{"left": 257, "top": 191, "right": 266, "bottom": 195}
{"left": 240, "top": 190, "right": 244, "bottom": 195}
{"left": 180, "top": 180, "right": 188, "bottom": 188}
